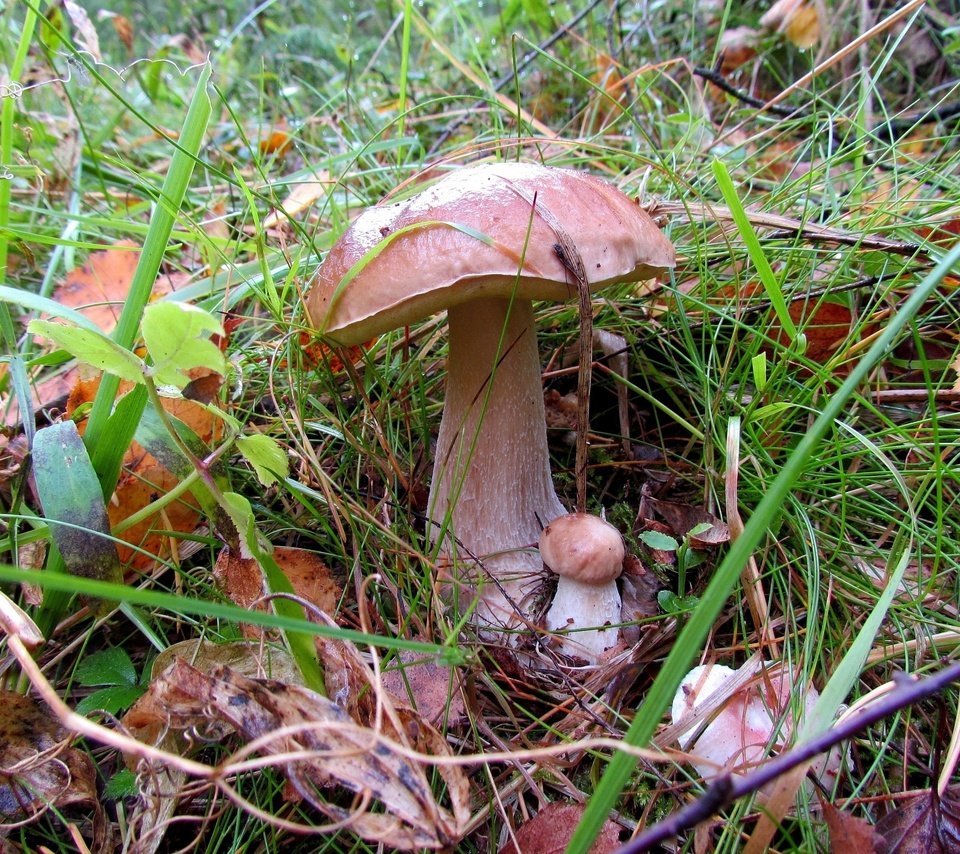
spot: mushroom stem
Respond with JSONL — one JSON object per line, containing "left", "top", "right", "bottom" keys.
{"left": 429, "top": 296, "right": 567, "bottom": 627}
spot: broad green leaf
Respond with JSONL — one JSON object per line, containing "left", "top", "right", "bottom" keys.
{"left": 638, "top": 530, "right": 679, "bottom": 552}
{"left": 141, "top": 302, "right": 226, "bottom": 388}
{"left": 236, "top": 434, "right": 289, "bottom": 487}
{"left": 74, "top": 647, "right": 137, "bottom": 687}
{"left": 32, "top": 421, "right": 123, "bottom": 590}
{"left": 76, "top": 684, "right": 145, "bottom": 716}
{"left": 28, "top": 320, "right": 144, "bottom": 383}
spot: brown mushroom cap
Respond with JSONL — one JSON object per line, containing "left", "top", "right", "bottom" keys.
{"left": 306, "top": 161, "right": 675, "bottom": 343}
{"left": 539, "top": 513, "right": 625, "bottom": 585}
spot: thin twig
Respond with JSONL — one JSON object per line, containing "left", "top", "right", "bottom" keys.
{"left": 616, "top": 661, "right": 960, "bottom": 853}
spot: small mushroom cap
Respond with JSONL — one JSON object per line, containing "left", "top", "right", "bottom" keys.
{"left": 306, "top": 162, "right": 676, "bottom": 344}
{"left": 539, "top": 513, "right": 625, "bottom": 584}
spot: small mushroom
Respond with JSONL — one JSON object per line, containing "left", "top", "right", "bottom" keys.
{"left": 670, "top": 663, "right": 842, "bottom": 792}
{"left": 306, "top": 162, "right": 674, "bottom": 629}
{"left": 540, "top": 513, "right": 626, "bottom": 662}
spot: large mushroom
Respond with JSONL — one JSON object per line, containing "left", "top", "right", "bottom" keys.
{"left": 306, "top": 161, "right": 675, "bottom": 628}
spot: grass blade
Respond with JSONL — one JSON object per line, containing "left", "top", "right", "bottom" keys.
{"left": 568, "top": 241, "right": 960, "bottom": 853}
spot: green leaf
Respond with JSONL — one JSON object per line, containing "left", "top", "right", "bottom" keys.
{"left": 31, "top": 420, "right": 123, "bottom": 589}
{"left": 141, "top": 302, "right": 226, "bottom": 388}
{"left": 104, "top": 768, "right": 139, "bottom": 800}
{"left": 638, "top": 530, "right": 679, "bottom": 552}
{"left": 28, "top": 320, "right": 145, "bottom": 383}
{"left": 75, "top": 684, "right": 146, "bottom": 716}
{"left": 236, "top": 434, "right": 289, "bottom": 487}
{"left": 74, "top": 647, "right": 137, "bottom": 687}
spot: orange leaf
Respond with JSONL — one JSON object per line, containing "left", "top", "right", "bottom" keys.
{"left": 213, "top": 545, "right": 343, "bottom": 635}
{"left": 66, "top": 375, "right": 222, "bottom": 571}
{"left": 499, "top": 802, "right": 621, "bottom": 854}
{"left": 50, "top": 240, "right": 186, "bottom": 335}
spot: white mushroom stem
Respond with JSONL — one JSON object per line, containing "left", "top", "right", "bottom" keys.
{"left": 428, "top": 296, "right": 566, "bottom": 627}
{"left": 545, "top": 575, "right": 622, "bottom": 663}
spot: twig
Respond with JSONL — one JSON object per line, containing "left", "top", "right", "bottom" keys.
{"left": 694, "top": 65, "right": 960, "bottom": 143}
{"left": 693, "top": 66, "right": 804, "bottom": 119}
{"left": 615, "top": 660, "right": 960, "bottom": 853}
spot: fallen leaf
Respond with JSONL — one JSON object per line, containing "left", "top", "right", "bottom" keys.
{"left": 873, "top": 785, "right": 960, "bottom": 853}
{"left": 498, "top": 801, "right": 621, "bottom": 854}
{"left": 0, "top": 690, "right": 111, "bottom": 848}
{"left": 103, "top": 11, "right": 134, "bottom": 52}
{"left": 819, "top": 796, "right": 883, "bottom": 853}
{"left": 776, "top": 300, "right": 856, "bottom": 366}
{"left": 139, "top": 657, "right": 469, "bottom": 850}
{"left": 63, "top": 0, "right": 101, "bottom": 61}
{"left": 643, "top": 497, "right": 730, "bottom": 546}
{"left": 212, "top": 545, "right": 343, "bottom": 635}
{"left": 717, "top": 26, "right": 760, "bottom": 75}
{"left": 619, "top": 552, "right": 662, "bottom": 646}
{"left": 760, "top": 0, "right": 821, "bottom": 49}
{"left": 380, "top": 650, "right": 466, "bottom": 727}
{"left": 261, "top": 173, "right": 331, "bottom": 229}
{"left": 66, "top": 376, "right": 221, "bottom": 571}
{"left": 50, "top": 241, "right": 184, "bottom": 336}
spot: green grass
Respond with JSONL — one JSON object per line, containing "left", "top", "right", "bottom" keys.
{"left": 1, "top": 1, "right": 960, "bottom": 851}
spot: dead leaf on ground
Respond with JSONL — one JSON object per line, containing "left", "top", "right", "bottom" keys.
{"left": 620, "top": 552, "right": 662, "bottom": 647}
{"left": 135, "top": 657, "right": 468, "bottom": 850}
{"left": 0, "top": 690, "right": 110, "bottom": 848}
{"left": 50, "top": 241, "right": 185, "bottom": 335}
{"left": 819, "top": 795, "right": 883, "bottom": 853}
{"left": 4, "top": 242, "right": 189, "bottom": 427}
{"left": 498, "top": 801, "right": 621, "bottom": 854}
{"left": 212, "top": 545, "right": 344, "bottom": 637}
{"left": 717, "top": 26, "right": 760, "bottom": 75}
{"left": 760, "top": 0, "right": 821, "bottom": 49}
{"left": 261, "top": 172, "right": 332, "bottom": 230}
{"left": 65, "top": 375, "right": 221, "bottom": 571}
{"left": 380, "top": 650, "right": 466, "bottom": 728}
{"left": 775, "top": 300, "right": 857, "bottom": 367}
{"left": 642, "top": 497, "right": 730, "bottom": 546}
{"left": 873, "top": 784, "right": 960, "bottom": 853}
{"left": 121, "top": 639, "right": 301, "bottom": 854}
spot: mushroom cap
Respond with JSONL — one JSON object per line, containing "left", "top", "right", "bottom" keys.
{"left": 539, "top": 512, "right": 625, "bottom": 584}
{"left": 306, "top": 161, "right": 676, "bottom": 344}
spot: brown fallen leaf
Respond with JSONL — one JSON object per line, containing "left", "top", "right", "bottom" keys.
{"left": 643, "top": 496, "right": 730, "bottom": 547}
{"left": 873, "top": 784, "right": 960, "bottom": 853}
{"left": 121, "top": 639, "right": 302, "bottom": 854}
{"left": 0, "top": 690, "right": 110, "bottom": 848}
{"left": 212, "top": 545, "right": 344, "bottom": 636}
{"left": 760, "top": 0, "right": 821, "bottom": 49}
{"left": 819, "top": 795, "right": 883, "bottom": 853}
{"left": 380, "top": 650, "right": 466, "bottom": 728}
{"left": 498, "top": 801, "right": 621, "bottom": 854}
{"left": 775, "top": 300, "right": 857, "bottom": 367}
{"left": 717, "top": 26, "right": 760, "bottom": 76}
{"left": 50, "top": 241, "right": 184, "bottom": 335}
{"left": 140, "top": 658, "right": 468, "bottom": 850}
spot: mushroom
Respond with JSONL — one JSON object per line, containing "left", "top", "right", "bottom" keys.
{"left": 670, "top": 663, "right": 842, "bottom": 793}
{"left": 306, "top": 162, "right": 675, "bottom": 628}
{"left": 539, "top": 512, "right": 626, "bottom": 662}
